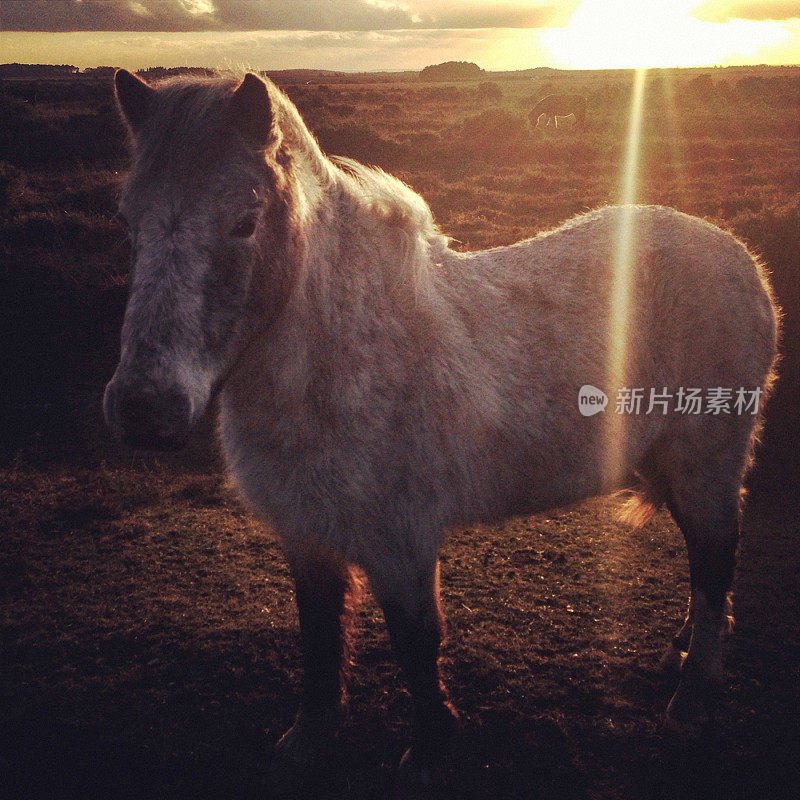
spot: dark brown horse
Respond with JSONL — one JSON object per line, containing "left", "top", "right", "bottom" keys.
{"left": 530, "top": 93, "right": 587, "bottom": 129}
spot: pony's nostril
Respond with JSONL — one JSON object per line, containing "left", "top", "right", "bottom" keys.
{"left": 164, "top": 390, "right": 193, "bottom": 424}
{"left": 112, "top": 383, "right": 193, "bottom": 450}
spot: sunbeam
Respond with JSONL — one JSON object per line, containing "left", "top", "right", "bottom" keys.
{"left": 658, "top": 71, "right": 688, "bottom": 208}
{"left": 603, "top": 68, "right": 647, "bottom": 488}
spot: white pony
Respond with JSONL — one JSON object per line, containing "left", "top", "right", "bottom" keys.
{"left": 104, "top": 70, "right": 778, "bottom": 785}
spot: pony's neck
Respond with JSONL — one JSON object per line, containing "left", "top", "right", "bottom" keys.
{"left": 226, "top": 151, "right": 454, "bottom": 418}
{"left": 268, "top": 84, "right": 448, "bottom": 306}
{"left": 242, "top": 88, "right": 452, "bottom": 374}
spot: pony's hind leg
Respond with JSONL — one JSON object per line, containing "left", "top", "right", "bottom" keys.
{"left": 662, "top": 436, "right": 745, "bottom": 736}
{"left": 371, "top": 559, "right": 458, "bottom": 785}
{"left": 669, "top": 507, "right": 739, "bottom": 733}
{"left": 659, "top": 591, "right": 733, "bottom": 675}
{"left": 274, "top": 549, "right": 359, "bottom": 766}
{"left": 659, "top": 597, "right": 693, "bottom": 675}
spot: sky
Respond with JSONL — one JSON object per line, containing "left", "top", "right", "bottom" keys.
{"left": 1, "top": 0, "right": 799, "bottom": 71}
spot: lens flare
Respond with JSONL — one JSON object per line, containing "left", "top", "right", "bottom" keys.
{"left": 603, "top": 68, "right": 647, "bottom": 488}
{"left": 658, "top": 72, "right": 688, "bottom": 207}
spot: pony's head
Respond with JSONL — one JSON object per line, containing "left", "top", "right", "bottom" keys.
{"left": 104, "top": 70, "right": 292, "bottom": 450}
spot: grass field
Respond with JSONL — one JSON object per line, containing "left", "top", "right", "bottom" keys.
{"left": 1, "top": 65, "right": 799, "bottom": 799}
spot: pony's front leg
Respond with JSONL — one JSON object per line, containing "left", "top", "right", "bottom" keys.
{"left": 371, "top": 559, "right": 459, "bottom": 786}
{"left": 274, "top": 551, "right": 358, "bottom": 767}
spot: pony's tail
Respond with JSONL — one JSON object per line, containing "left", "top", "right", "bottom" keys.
{"left": 616, "top": 479, "right": 665, "bottom": 528}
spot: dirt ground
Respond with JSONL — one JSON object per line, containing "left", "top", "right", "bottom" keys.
{"left": 1, "top": 458, "right": 798, "bottom": 800}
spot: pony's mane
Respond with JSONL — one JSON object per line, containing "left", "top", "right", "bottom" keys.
{"left": 136, "top": 73, "right": 449, "bottom": 297}
{"left": 331, "top": 156, "right": 450, "bottom": 297}
{"left": 263, "top": 80, "right": 450, "bottom": 296}
{"left": 333, "top": 156, "right": 447, "bottom": 249}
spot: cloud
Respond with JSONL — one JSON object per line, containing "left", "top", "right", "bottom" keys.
{"left": 691, "top": 0, "right": 800, "bottom": 23}
{"left": 0, "top": 27, "right": 559, "bottom": 71}
{"left": 0, "top": 0, "right": 405, "bottom": 32}
{"left": 409, "top": 1, "right": 578, "bottom": 29}
{"left": 0, "top": 0, "right": 578, "bottom": 32}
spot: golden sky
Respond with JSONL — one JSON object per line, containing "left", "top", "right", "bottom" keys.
{"left": 1, "top": 0, "right": 798, "bottom": 70}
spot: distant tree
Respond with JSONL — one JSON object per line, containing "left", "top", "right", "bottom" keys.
{"left": 419, "top": 61, "right": 484, "bottom": 82}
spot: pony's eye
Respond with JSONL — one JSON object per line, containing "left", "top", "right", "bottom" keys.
{"left": 231, "top": 216, "right": 257, "bottom": 238}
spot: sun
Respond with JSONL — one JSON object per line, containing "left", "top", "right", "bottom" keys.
{"left": 542, "top": 0, "right": 789, "bottom": 69}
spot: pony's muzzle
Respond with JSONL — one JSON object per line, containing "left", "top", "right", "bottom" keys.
{"left": 103, "top": 376, "right": 194, "bottom": 451}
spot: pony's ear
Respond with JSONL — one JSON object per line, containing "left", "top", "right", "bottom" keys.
{"left": 230, "top": 73, "right": 279, "bottom": 148}
{"left": 115, "top": 69, "right": 155, "bottom": 135}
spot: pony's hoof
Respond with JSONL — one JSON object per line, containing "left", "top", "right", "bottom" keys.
{"left": 274, "top": 707, "right": 343, "bottom": 767}
{"left": 275, "top": 721, "right": 323, "bottom": 767}
{"left": 664, "top": 687, "right": 709, "bottom": 738}
{"left": 396, "top": 746, "right": 448, "bottom": 791}
{"left": 658, "top": 644, "right": 686, "bottom": 676}
{"left": 394, "top": 701, "right": 458, "bottom": 791}
{"left": 271, "top": 714, "right": 344, "bottom": 797}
